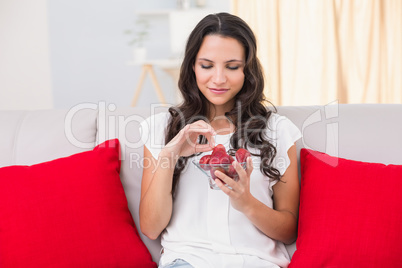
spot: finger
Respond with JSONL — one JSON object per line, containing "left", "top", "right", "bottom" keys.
{"left": 182, "top": 120, "right": 214, "bottom": 139}
{"left": 214, "top": 170, "right": 236, "bottom": 190}
{"left": 194, "top": 143, "right": 214, "bottom": 153}
{"left": 232, "top": 161, "right": 247, "bottom": 178}
{"left": 189, "top": 120, "right": 216, "bottom": 135}
{"left": 214, "top": 177, "right": 233, "bottom": 195}
{"left": 214, "top": 168, "right": 245, "bottom": 197}
{"left": 246, "top": 156, "right": 253, "bottom": 177}
{"left": 204, "top": 132, "right": 216, "bottom": 148}
{"left": 185, "top": 127, "right": 215, "bottom": 136}
{"left": 185, "top": 126, "right": 216, "bottom": 146}
{"left": 191, "top": 122, "right": 216, "bottom": 148}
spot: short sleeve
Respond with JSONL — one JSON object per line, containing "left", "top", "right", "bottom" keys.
{"left": 266, "top": 114, "right": 302, "bottom": 190}
{"left": 139, "top": 112, "right": 170, "bottom": 159}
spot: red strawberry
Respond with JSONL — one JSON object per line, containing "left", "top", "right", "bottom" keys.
{"left": 210, "top": 166, "right": 225, "bottom": 183}
{"left": 209, "top": 153, "right": 221, "bottom": 165}
{"left": 229, "top": 155, "right": 235, "bottom": 163}
{"left": 210, "top": 144, "right": 231, "bottom": 165}
{"left": 219, "top": 152, "right": 231, "bottom": 164}
{"left": 199, "top": 154, "right": 211, "bottom": 170}
{"left": 212, "top": 144, "right": 226, "bottom": 154}
{"left": 227, "top": 164, "right": 237, "bottom": 178}
{"left": 212, "top": 152, "right": 231, "bottom": 164}
{"left": 235, "top": 148, "right": 251, "bottom": 163}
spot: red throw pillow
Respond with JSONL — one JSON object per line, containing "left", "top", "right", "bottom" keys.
{"left": 0, "top": 139, "right": 156, "bottom": 268}
{"left": 289, "top": 149, "right": 402, "bottom": 267}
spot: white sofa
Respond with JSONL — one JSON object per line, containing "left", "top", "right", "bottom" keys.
{"left": 1, "top": 103, "right": 401, "bottom": 264}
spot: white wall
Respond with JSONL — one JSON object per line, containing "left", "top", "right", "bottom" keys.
{"left": 0, "top": 0, "right": 230, "bottom": 110}
{"left": 0, "top": 0, "right": 53, "bottom": 110}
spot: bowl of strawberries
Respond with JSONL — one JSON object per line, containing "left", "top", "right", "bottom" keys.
{"left": 193, "top": 144, "right": 251, "bottom": 190}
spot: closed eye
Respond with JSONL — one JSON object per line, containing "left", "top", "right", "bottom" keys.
{"left": 201, "top": 65, "right": 213, "bottom": 69}
{"left": 227, "top": 66, "right": 239, "bottom": 70}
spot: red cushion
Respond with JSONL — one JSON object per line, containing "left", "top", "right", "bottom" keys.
{"left": 289, "top": 149, "right": 402, "bottom": 267}
{"left": 0, "top": 139, "right": 156, "bottom": 268}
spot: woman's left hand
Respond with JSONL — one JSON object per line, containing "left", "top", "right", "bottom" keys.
{"left": 214, "top": 156, "right": 254, "bottom": 212}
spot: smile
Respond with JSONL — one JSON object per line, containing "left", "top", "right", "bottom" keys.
{"left": 209, "top": 88, "right": 229, "bottom": 94}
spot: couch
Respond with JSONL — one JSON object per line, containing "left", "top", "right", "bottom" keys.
{"left": 1, "top": 103, "right": 401, "bottom": 267}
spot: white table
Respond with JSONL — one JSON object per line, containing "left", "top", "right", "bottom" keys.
{"left": 127, "top": 58, "right": 182, "bottom": 106}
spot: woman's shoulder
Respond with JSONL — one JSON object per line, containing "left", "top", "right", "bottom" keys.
{"left": 265, "top": 112, "right": 301, "bottom": 141}
{"left": 143, "top": 111, "right": 170, "bottom": 122}
{"left": 140, "top": 111, "right": 170, "bottom": 141}
{"left": 267, "top": 112, "right": 295, "bottom": 130}
{"left": 140, "top": 111, "right": 171, "bottom": 129}
{"left": 139, "top": 111, "right": 171, "bottom": 159}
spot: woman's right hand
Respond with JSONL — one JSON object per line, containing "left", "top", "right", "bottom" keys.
{"left": 161, "top": 120, "right": 216, "bottom": 158}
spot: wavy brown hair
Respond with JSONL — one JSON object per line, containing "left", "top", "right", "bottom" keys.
{"left": 165, "top": 13, "right": 280, "bottom": 196}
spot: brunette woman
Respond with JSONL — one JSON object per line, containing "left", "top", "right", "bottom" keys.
{"left": 140, "top": 12, "right": 301, "bottom": 268}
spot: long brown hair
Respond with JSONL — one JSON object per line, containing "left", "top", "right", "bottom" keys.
{"left": 165, "top": 13, "right": 280, "bottom": 196}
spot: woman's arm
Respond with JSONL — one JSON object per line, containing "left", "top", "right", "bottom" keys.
{"left": 139, "top": 120, "right": 216, "bottom": 240}
{"left": 215, "top": 144, "right": 300, "bottom": 244}
{"left": 139, "top": 146, "right": 176, "bottom": 240}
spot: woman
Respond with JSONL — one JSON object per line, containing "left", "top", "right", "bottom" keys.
{"left": 140, "top": 13, "right": 301, "bottom": 268}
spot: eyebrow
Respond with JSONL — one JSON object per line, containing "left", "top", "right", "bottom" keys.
{"left": 197, "top": 58, "right": 244, "bottom": 63}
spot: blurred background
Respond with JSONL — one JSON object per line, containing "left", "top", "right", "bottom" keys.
{"left": 0, "top": 0, "right": 401, "bottom": 110}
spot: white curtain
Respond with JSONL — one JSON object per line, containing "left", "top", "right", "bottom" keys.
{"left": 232, "top": 0, "right": 402, "bottom": 105}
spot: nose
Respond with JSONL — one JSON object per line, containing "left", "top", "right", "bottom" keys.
{"left": 212, "top": 67, "right": 227, "bottom": 85}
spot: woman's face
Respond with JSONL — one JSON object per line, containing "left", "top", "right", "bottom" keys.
{"left": 194, "top": 34, "right": 245, "bottom": 115}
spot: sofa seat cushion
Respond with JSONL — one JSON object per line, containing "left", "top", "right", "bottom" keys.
{"left": 0, "top": 139, "right": 156, "bottom": 268}
{"left": 289, "top": 149, "right": 402, "bottom": 267}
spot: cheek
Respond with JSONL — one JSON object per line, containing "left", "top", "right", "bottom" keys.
{"left": 230, "top": 72, "right": 245, "bottom": 88}
{"left": 194, "top": 68, "right": 210, "bottom": 85}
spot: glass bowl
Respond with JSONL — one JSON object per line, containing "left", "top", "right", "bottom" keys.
{"left": 192, "top": 160, "right": 247, "bottom": 190}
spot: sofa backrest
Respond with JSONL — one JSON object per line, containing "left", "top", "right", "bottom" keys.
{"left": 0, "top": 109, "right": 97, "bottom": 166}
{"left": 277, "top": 104, "right": 402, "bottom": 165}
{"left": 1, "top": 103, "right": 401, "bottom": 263}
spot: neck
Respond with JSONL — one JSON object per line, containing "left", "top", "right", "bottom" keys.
{"left": 207, "top": 99, "right": 235, "bottom": 118}
{"left": 210, "top": 115, "right": 235, "bottom": 135}
{"left": 207, "top": 101, "right": 236, "bottom": 135}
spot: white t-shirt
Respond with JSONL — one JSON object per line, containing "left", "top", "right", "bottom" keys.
{"left": 140, "top": 112, "right": 302, "bottom": 268}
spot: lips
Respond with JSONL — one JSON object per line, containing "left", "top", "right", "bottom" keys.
{"left": 209, "top": 88, "right": 229, "bottom": 94}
